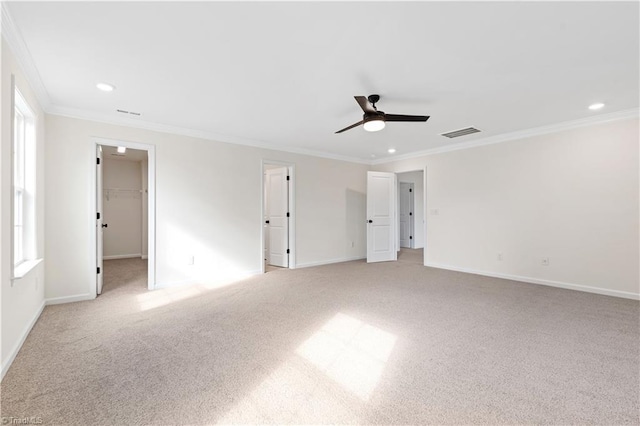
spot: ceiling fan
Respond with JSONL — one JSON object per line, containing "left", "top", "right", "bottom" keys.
{"left": 335, "top": 94, "right": 430, "bottom": 134}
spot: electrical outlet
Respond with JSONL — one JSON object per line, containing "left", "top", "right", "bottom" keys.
{"left": 541, "top": 257, "right": 549, "bottom": 266}
{"left": 497, "top": 252, "right": 503, "bottom": 261}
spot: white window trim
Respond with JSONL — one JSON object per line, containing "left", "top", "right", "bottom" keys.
{"left": 12, "top": 82, "right": 40, "bottom": 282}
{"left": 13, "top": 259, "right": 43, "bottom": 280}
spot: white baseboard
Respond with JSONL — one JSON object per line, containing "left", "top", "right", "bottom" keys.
{"left": 425, "top": 263, "right": 640, "bottom": 300}
{"left": 1, "top": 300, "right": 45, "bottom": 381}
{"left": 45, "top": 293, "right": 94, "bottom": 305}
{"left": 103, "top": 254, "right": 142, "bottom": 260}
{"left": 141, "top": 255, "right": 148, "bottom": 260}
{"left": 296, "top": 256, "right": 366, "bottom": 269}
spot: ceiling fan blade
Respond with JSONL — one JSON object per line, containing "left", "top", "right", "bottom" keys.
{"left": 354, "top": 96, "right": 377, "bottom": 114}
{"left": 335, "top": 120, "right": 364, "bottom": 134}
{"left": 384, "top": 114, "right": 430, "bottom": 122}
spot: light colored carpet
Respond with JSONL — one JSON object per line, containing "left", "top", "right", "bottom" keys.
{"left": 1, "top": 250, "right": 639, "bottom": 425}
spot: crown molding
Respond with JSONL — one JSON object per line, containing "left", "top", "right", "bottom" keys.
{"left": 45, "top": 105, "right": 640, "bottom": 168}
{"left": 47, "top": 105, "right": 371, "bottom": 165}
{"left": 372, "top": 107, "right": 640, "bottom": 165}
{"left": 1, "top": 2, "right": 52, "bottom": 110}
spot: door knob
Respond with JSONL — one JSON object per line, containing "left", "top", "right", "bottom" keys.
{"left": 102, "top": 223, "right": 108, "bottom": 228}
{"left": 265, "top": 220, "right": 270, "bottom": 224}
{"left": 368, "top": 220, "right": 373, "bottom": 223}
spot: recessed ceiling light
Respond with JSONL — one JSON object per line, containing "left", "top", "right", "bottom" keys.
{"left": 388, "top": 148, "right": 396, "bottom": 154}
{"left": 117, "top": 146, "right": 126, "bottom": 154}
{"left": 588, "top": 102, "right": 605, "bottom": 110}
{"left": 96, "top": 83, "right": 115, "bottom": 92}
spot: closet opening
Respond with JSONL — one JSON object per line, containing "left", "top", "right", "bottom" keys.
{"left": 396, "top": 170, "right": 425, "bottom": 266}
{"left": 92, "top": 138, "right": 156, "bottom": 297}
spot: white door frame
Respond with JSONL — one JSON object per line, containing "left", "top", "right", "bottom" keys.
{"left": 89, "top": 137, "right": 156, "bottom": 296}
{"left": 261, "top": 160, "right": 295, "bottom": 273}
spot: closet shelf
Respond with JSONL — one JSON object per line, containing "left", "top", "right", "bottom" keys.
{"left": 103, "top": 187, "right": 145, "bottom": 201}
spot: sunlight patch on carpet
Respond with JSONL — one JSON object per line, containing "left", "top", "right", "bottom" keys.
{"left": 216, "top": 357, "right": 360, "bottom": 424}
{"left": 295, "top": 313, "right": 397, "bottom": 401}
{"left": 217, "top": 313, "right": 397, "bottom": 424}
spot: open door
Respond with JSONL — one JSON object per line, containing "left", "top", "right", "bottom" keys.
{"left": 96, "top": 145, "right": 104, "bottom": 295}
{"left": 399, "top": 182, "right": 414, "bottom": 248}
{"left": 367, "top": 171, "right": 397, "bottom": 263}
{"left": 266, "top": 167, "right": 289, "bottom": 267}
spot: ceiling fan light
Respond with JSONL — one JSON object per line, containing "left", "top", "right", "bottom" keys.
{"left": 363, "top": 118, "right": 386, "bottom": 132}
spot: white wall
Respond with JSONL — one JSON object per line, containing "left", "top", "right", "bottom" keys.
{"left": 375, "top": 117, "right": 640, "bottom": 298}
{"left": 397, "top": 170, "right": 424, "bottom": 249}
{"left": 102, "top": 158, "right": 142, "bottom": 258}
{"left": 45, "top": 114, "right": 368, "bottom": 300}
{"left": 1, "top": 37, "right": 46, "bottom": 378}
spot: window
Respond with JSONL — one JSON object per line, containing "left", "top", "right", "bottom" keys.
{"left": 13, "top": 88, "right": 36, "bottom": 273}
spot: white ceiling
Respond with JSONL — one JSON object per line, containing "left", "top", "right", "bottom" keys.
{"left": 6, "top": 2, "right": 639, "bottom": 162}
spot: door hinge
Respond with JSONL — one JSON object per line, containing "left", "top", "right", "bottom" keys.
{"left": 286, "top": 212, "right": 290, "bottom": 218}
{"left": 410, "top": 236, "right": 413, "bottom": 240}
{"left": 286, "top": 176, "right": 290, "bottom": 181}
{"left": 97, "top": 158, "right": 100, "bottom": 165}
{"left": 97, "top": 212, "right": 101, "bottom": 220}
{"left": 286, "top": 249, "right": 290, "bottom": 254}
{"left": 97, "top": 267, "right": 101, "bottom": 274}
{"left": 409, "top": 212, "right": 412, "bottom": 216}
{"left": 409, "top": 188, "right": 412, "bottom": 192}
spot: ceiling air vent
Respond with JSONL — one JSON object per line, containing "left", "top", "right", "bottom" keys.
{"left": 441, "top": 127, "right": 481, "bottom": 139}
{"left": 117, "top": 109, "right": 141, "bottom": 116}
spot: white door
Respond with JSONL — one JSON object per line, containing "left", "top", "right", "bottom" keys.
{"left": 266, "top": 167, "right": 289, "bottom": 267}
{"left": 399, "top": 182, "right": 414, "bottom": 248}
{"left": 367, "top": 171, "right": 397, "bottom": 263}
{"left": 96, "top": 145, "right": 104, "bottom": 295}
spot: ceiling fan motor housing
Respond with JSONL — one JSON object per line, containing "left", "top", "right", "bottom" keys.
{"left": 364, "top": 113, "right": 385, "bottom": 123}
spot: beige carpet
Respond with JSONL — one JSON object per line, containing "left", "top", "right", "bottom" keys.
{"left": 1, "top": 250, "right": 639, "bottom": 425}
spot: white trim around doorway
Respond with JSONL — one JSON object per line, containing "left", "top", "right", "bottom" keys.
{"left": 89, "top": 137, "right": 156, "bottom": 296}
{"left": 260, "top": 160, "right": 296, "bottom": 273}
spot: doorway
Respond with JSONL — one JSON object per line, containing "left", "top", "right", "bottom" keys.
{"left": 92, "top": 138, "right": 156, "bottom": 297}
{"left": 262, "top": 161, "right": 295, "bottom": 273}
{"left": 365, "top": 169, "right": 425, "bottom": 265}
{"left": 399, "top": 182, "right": 415, "bottom": 249}
{"left": 396, "top": 170, "right": 425, "bottom": 264}
{"left": 100, "top": 146, "right": 148, "bottom": 294}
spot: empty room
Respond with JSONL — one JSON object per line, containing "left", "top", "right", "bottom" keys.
{"left": 1, "top": 2, "right": 638, "bottom": 425}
